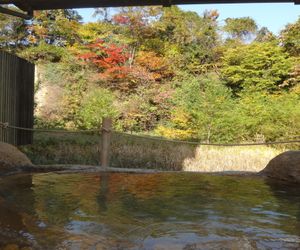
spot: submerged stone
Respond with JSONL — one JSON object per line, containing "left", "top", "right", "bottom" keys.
{"left": 0, "top": 142, "right": 33, "bottom": 173}
{"left": 261, "top": 151, "right": 300, "bottom": 183}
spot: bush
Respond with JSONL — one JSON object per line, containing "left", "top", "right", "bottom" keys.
{"left": 78, "top": 88, "right": 118, "bottom": 129}
{"left": 19, "top": 42, "right": 66, "bottom": 63}
{"left": 158, "top": 74, "right": 238, "bottom": 143}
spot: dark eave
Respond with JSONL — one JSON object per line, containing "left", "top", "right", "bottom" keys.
{"left": 0, "top": 0, "right": 299, "bottom": 19}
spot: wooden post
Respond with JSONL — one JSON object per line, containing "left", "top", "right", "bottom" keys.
{"left": 100, "top": 117, "right": 112, "bottom": 168}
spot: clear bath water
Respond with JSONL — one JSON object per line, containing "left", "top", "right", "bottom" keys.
{"left": 0, "top": 172, "right": 299, "bottom": 249}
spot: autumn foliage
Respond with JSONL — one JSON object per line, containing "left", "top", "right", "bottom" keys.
{"left": 79, "top": 40, "right": 131, "bottom": 80}
{"left": 3, "top": 6, "right": 299, "bottom": 142}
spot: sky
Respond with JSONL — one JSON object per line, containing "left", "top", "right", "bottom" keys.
{"left": 77, "top": 3, "right": 300, "bottom": 34}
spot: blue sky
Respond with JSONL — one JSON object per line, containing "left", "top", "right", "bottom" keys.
{"left": 78, "top": 3, "right": 299, "bottom": 34}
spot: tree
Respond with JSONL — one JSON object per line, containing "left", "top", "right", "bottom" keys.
{"left": 156, "top": 7, "right": 220, "bottom": 72}
{"left": 111, "top": 6, "right": 162, "bottom": 47}
{"left": 157, "top": 7, "right": 219, "bottom": 47}
{"left": 78, "top": 39, "right": 172, "bottom": 92}
{"left": 93, "top": 8, "right": 113, "bottom": 22}
{"left": 255, "top": 27, "right": 276, "bottom": 43}
{"left": 19, "top": 41, "right": 66, "bottom": 62}
{"left": 0, "top": 7, "right": 28, "bottom": 52}
{"left": 79, "top": 89, "right": 118, "bottom": 129}
{"left": 119, "top": 85, "right": 174, "bottom": 132}
{"left": 235, "top": 91, "right": 300, "bottom": 141}
{"left": 157, "top": 74, "right": 237, "bottom": 142}
{"left": 15, "top": 9, "right": 82, "bottom": 61}
{"left": 78, "top": 22, "right": 117, "bottom": 44}
{"left": 223, "top": 17, "right": 258, "bottom": 42}
{"left": 221, "top": 42, "right": 293, "bottom": 94}
{"left": 29, "top": 10, "right": 82, "bottom": 46}
{"left": 78, "top": 39, "right": 131, "bottom": 86}
{"left": 280, "top": 17, "right": 300, "bottom": 56}
{"left": 134, "top": 51, "right": 171, "bottom": 81}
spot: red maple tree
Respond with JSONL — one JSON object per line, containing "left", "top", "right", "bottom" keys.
{"left": 78, "top": 39, "right": 131, "bottom": 80}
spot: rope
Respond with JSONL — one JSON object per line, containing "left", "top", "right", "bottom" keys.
{"left": 1, "top": 121, "right": 300, "bottom": 147}
{"left": 113, "top": 131, "right": 300, "bottom": 147}
{"left": 0, "top": 122, "right": 99, "bottom": 134}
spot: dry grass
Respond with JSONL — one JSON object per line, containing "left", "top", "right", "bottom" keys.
{"left": 20, "top": 132, "right": 287, "bottom": 172}
{"left": 110, "top": 135, "right": 196, "bottom": 170}
{"left": 183, "top": 146, "right": 283, "bottom": 172}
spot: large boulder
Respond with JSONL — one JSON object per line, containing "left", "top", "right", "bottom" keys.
{"left": 261, "top": 151, "right": 300, "bottom": 183}
{"left": 0, "top": 142, "right": 33, "bottom": 173}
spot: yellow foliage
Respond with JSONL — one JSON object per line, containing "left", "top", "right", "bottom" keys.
{"left": 292, "top": 84, "right": 300, "bottom": 95}
{"left": 155, "top": 109, "right": 194, "bottom": 139}
{"left": 155, "top": 125, "right": 194, "bottom": 140}
{"left": 171, "top": 109, "right": 191, "bottom": 127}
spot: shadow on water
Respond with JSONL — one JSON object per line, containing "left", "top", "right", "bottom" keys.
{"left": 265, "top": 179, "right": 300, "bottom": 231}
{"left": 0, "top": 172, "right": 299, "bottom": 249}
{"left": 0, "top": 175, "right": 35, "bottom": 245}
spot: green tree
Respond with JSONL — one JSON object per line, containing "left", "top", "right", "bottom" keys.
{"left": 158, "top": 74, "right": 237, "bottom": 142}
{"left": 235, "top": 91, "right": 300, "bottom": 141}
{"left": 223, "top": 17, "right": 258, "bottom": 42}
{"left": 156, "top": 7, "right": 220, "bottom": 72}
{"left": 280, "top": 17, "right": 300, "bottom": 56}
{"left": 19, "top": 41, "right": 66, "bottom": 62}
{"left": 221, "top": 42, "right": 293, "bottom": 94}
{"left": 17, "top": 10, "right": 82, "bottom": 62}
{"left": 78, "top": 22, "right": 117, "bottom": 43}
{"left": 29, "top": 10, "right": 82, "bottom": 46}
{"left": 79, "top": 89, "right": 118, "bottom": 129}
{"left": 255, "top": 27, "right": 276, "bottom": 43}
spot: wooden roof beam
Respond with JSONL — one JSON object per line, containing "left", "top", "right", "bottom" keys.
{"left": 0, "top": 0, "right": 32, "bottom": 11}
{"left": 0, "top": 0, "right": 298, "bottom": 19}
{"left": 0, "top": 6, "right": 32, "bottom": 19}
{"left": 27, "top": 0, "right": 298, "bottom": 10}
{"left": 1, "top": 0, "right": 298, "bottom": 11}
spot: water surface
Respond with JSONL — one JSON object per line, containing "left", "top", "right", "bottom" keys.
{"left": 0, "top": 172, "right": 299, "bottom": 249}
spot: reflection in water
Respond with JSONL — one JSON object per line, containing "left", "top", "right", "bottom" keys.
{"left": 0, "top": 172, "right": 299, "bottom": 249}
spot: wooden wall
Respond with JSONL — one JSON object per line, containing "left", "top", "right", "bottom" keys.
{"left": 0, "top": 51, "right": 35, "bottom": 145}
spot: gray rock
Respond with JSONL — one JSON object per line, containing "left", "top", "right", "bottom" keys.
{"left": 261, "top": 151, "right": 300, "bottom": 183}
{"left": 0, "top": 142, "right": 33, "bottom": 173}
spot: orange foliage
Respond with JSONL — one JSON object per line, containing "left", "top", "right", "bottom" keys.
{"left": 136, "top": 51, "right": 172, "bottom": 81}
{"left": 78, "top": 39, "right": 131, "bottom": 81}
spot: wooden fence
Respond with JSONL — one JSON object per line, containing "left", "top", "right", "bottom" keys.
{"left": 0, "top": 51, "right": 35, "bottom": 145}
